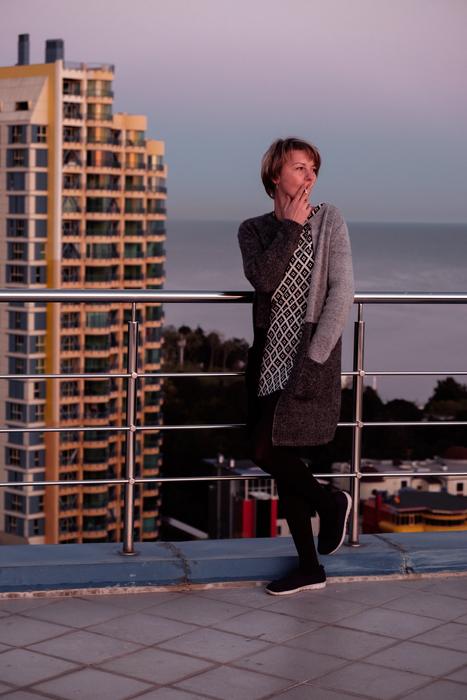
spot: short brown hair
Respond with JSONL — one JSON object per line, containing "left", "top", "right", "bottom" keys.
{"left": 261, "top": 137, "right": 321, "bottom": 199}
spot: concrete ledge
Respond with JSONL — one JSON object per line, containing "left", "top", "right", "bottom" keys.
{"left": 1, "top": 532, "right": 467, "bottom": 594}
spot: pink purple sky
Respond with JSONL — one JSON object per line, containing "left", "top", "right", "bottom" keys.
{"left": 2, "top": 0, "right": 467, "bottom": 222}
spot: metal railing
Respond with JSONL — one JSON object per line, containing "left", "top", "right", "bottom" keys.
{"left": 0, "top": 289, "right": 466, "bottom": 554}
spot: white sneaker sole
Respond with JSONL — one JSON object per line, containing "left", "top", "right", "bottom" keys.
{"left": 266, "top": 581, "right": 326, "bottom": 596}
{"left": 325, "top": 491, "right": 352, "bottom": 556}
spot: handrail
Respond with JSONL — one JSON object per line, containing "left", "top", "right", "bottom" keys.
{"left": 0, "top": 288, "right": 466, "bottom": 553}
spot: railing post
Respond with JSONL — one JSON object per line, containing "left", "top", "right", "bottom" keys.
{"left": 121, "top": 302, "right": 139, "bottom": 556}
{"left": 348, "top": 303, "right": 365, "bottom": 546}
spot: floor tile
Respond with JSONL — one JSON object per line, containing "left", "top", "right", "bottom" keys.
{"left": 233, "top": 645, "right": 346, "bottom": 682}
{"left": 20, "top": 598, "right": 125, "bottom": 628}
{"left": 277, "top": 686, "right": 360, "bottom": 700}
{"left": 0, "top": 614, "right": 70, "bottom": 647}
{"left": 196, "top": 585, "right": 272, "bottom": 608}
{"left": 263, "top": 594, "right": 366, "bottom": 624}
{"left": 34, "top": 667, "right": 151, "bottom": 700}
{"left": 323, "top": 580, "right": 413, "bottom": 606}
{"left": 314, "top": 661, "right": 429, "bottom": 699}
{"left": 0, "top": 691, "right": 55, "bottom": 700}
{"left": 0, "top": 648, "right": 78, "bottom": 686}
{"left": 421, "top": 578, "right": 467, "bottom": 600}
{"left": 160, "top": 628, "right": 269, "bottom": 663}
{"left": 446, "top": 665, "right": 467, "bottom": 684}
{"left": 0, "top": 683, "right": 14, "bottom": 694}
{"left": 145, "top": 595, "right": 249, "bottom": 625}
{"left": 212, "top": 609, "right": 321, "bottom": 643}
{"left": 79, "top": 591, "right": 184, "bottom": 611}
{"left": 175, "top": 665, "right": 291, "bottom": 700}
{"left": 29, "top": 629, "right": 142, "bottom": 664}
{"left": 383, "top": 591, "right": 467, "bottom": 621}
{"left": 98, "top": 647, "right": 213, "bottom": 684}
{"left": 87, "top": 611, "right": 197, "bottom": 645}
{"left": 0, "top": 597, "right": 56, "bottom": 615}
{"left": 413, "top": 622, "right": 467, "bottom": 652}
{"left": 366, "top": 640, "right": 467, "bottom": 676}
{"left": 133, "top": 689, "right": 207, "bottom": 700}
{"left": 0, "top": 642, "right": 12, "bottom": 653}
{"left": 285, "top": 624, "right": 396, "bottom": 659}
{"left": 404, "top": 679, "right": 467, "bottom": 700}
{"left": 338, "top": 606, "right": 441, "bottom": 639}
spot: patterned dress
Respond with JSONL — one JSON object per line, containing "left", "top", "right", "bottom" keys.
{"left": 257, "top": 204, "right": 322, "bottom": 397}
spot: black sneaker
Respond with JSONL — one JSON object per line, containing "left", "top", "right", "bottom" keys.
{"left": 266, "top": 566, "right": 326, "bottom": 596}
{"left": 317, "top": 490, "right": 352, "bottom": 556}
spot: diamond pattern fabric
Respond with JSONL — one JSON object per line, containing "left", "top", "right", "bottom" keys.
{"left": 257, "top": 204, "right": 322, "bottom": 397}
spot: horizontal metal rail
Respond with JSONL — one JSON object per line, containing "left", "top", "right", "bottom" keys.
{"left": 0, "top": 289, "right": 466, "bottom": 552}
{"left": 3, "top": 470, "right": 467, "bottom": 490}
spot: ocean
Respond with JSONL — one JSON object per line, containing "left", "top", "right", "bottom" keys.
{"left": 163, "top": 219, "right": 467, "bottom": 404}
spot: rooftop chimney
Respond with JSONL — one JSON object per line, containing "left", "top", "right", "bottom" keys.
{"left": 45, "top": 39, "right": 64, "bottom": 63}
{"left": 17, "top": 34, "right": 30, "bottom": 65}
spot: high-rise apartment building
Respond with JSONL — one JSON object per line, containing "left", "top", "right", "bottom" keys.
{"left": 0, "top": 35, "right": 166, "bottom": 544}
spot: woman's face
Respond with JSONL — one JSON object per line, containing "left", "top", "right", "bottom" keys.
{"left": 273, "top": 149, "right": 317, "bottom": 200}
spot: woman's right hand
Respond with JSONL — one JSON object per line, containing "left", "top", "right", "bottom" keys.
{"left": 275, "top": 186, "right": 311, "bottom": 225}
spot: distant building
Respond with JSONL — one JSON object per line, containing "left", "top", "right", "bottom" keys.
{"left": 332, "top": 456, "right": 467, "bottom": 503}
{"left": 0, "top": 35, "right": 166, "bottom": 543}
{"left": 163, "top": 455, "right": 325, "bottom": 541}
{"left": 363, "top": 489, "right": 467, "bottom": 534}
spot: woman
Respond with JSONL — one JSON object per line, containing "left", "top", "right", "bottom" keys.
{"left": 238, "top": 137, "right": 354, "bottom": 595}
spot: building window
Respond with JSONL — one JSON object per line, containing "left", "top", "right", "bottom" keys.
{"left": 61, "top": 381, "right": 79, "bottom": 397}
{"left": 35, "top": 196, "right": 47, "bottom": 214}
{"left": 35, "top": 149, "right": 48, "bottom": 167}
{"left": 35, "top": 220, "right": 47, "bottom": 237}
{"left": 9, "top": 196, "right": 26, "bottom": 214}
{"left": 63, "top": 220, "right": 80, "bottom": 236}
{"left": 6, "top": 172, "right": 26, "bottom": 191}
{"left": 63, "top": 196, "right": 81, "bottom": 213}
{"left": 34, "top": 312, "right": 46, "bottom": 330}
{"left": 7, "top": 219, "right": 28, "bottom": 237}
{"left": 35, "top": 172, "right": 48, "bottom": 191}
{"left": 30, "top": 519, "right": 45, "bottom": 537}
{"left": 7, "top": 148, "right": 28, "bottom": 167}
{"left": 8, "top": 242, "right": 27, "bottom": 261}
{"left": 9, "top": 357, "right": 26, "bottom": 374}
{"left": 401, "top": 480, "right": 408, "bottom": 488}
{"left": 33, "top": 381, "right": 45, "bottom": 399}
{"left": 8, "top": 125, "right": 27, "bottom": 144}
{"left": 9, "top": 311, "right": 27, "bottom": 330}
{"left": 15, "top": 101, "right": 30, "bottom": 111}
{"left": 7, "top": 448, "right": 22, "bottom": 466}
{"left": 34, "top": 243, "right": 45, "bottom": 260}
{"left": 6, "top": 265, "right": 27, "bottom": 284}
{"left": 61, "top": 312, "right": 80, "bottom": 328}
{"left": 457, "top": 483, "right": 464, "bottom": 493}
{"left": 8, "top": 380, "right": 24, "bottom": 400}
{"left": 30, "top": 336, "right": 45, "bottom": 353}
{"left": 62, "top": 267, "right": 81, "bottom": 283}
{"left": 9, "top": 334, "right": 26, "bottom": 353}
{"left": 6, "top": 402, "right": 26, "bottom": 421}
{"left": 30, "top": 358, "right": 45, "bottom": 374}
{"left": 31, "top": 404, "right": 45, "bottom": 422}
{"left": 31, "top": 125, "right": 47, "bottom": 143}
{"left": 30, "top": 266, "right": 46, "bottom": 284}
{"left": 61, "top": 336, "right": 80, "bottom": 352}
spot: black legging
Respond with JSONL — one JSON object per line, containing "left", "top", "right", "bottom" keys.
{"left": 252, "top": 390, "right": 335, "bottom": 574}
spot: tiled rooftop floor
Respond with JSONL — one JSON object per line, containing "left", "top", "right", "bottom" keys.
{"left": 1, "top": 575, "right": 467, "bottom": 699}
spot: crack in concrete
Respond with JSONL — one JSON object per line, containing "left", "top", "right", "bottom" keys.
{"left": 373, "top": 534, "right": 415, "bottom": 575}
{"left": 160, "top": 541, "right": 192, "bottom": 585}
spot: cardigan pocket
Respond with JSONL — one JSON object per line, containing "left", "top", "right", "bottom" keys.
{"left": 293, "top": 337, "right": 342, "bottom": 400}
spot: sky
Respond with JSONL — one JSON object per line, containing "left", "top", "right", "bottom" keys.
{"left": 1, "top": 0, "right": 467, "bottom": 223}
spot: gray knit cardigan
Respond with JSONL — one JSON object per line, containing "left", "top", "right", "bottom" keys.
{"left": 238, "top": 203, "right": 354, "bottom": 446}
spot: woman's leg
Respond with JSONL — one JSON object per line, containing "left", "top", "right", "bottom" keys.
{"left": 252, "top": 392, "right": 334, "bottom": 573}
